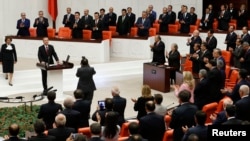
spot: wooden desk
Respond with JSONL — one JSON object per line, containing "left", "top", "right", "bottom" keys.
{"left": 143, "top": 63, "right": 173, "bottom": 93}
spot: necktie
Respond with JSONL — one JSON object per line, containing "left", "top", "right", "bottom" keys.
{"left": 122, "top": 16, "right": 125, "bottom": 22}
{"left": 95, "top": 20, "right": 98, "bottom": 25}
{"left": 142, "top": 18, "right": 145, "bottom": 24}
{"left": 85, "top": 16, "right": 88, "bottom": 20}
{"left": 45, "top": 46, "right": 49, "bottom": 55}
{"left": 183, "top": 13, "right": 185, "bottom": 19}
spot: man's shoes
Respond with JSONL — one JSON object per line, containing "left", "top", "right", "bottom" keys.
{"left": 5, "top": 75, "right": 8, "bottom": 80}
{"left": 9, "top": 83, "right": 13, "bottom": 86}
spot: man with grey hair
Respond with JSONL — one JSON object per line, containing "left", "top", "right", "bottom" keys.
{"left": 194, "top": 69, "right": 210, "bottom": 110}
{"left": 48, "top": 113, "right": 75, "bottom": 141}
{"left": 61, "top": 96, "right": 81, "bottom": 131}
{"left": 235, "top": 85, "right": 250, "bottom": 121}
{"left": 89, "top": 122, "right": 102, "bottom": 141}
{"left": 240, "top": 41, "right": 250, "bottom": 75}
{"left": 111, "top": 86, "right": 127, "bottom": 127}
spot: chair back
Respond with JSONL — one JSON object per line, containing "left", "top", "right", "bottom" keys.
{"left": 225, "top": 65, "right": 231, "bottom": 80}
{"left": 227, "top": 70, "right": 239, "bottom": 84}
{"left": 119, "top": 120, "right": 139, "bottom": 137}
{"left": 182, "top": 57, "right": 192, "bottom": 72}
{"left": 130, "top": 27, "right": 138, "bottom": 37}
{"left": 29, "top": 28, "right": 37, "bottom": 37}
{"left": 118, "top": 136, "right": 129, "bottom": 141}
{"left": 58, "top": 27, "right": 72, "bottom": 39}
{"left": 213, "top": 20, "right": 218, "bottom": 30}
{"left": 162, "top": 129, "right": 174, "bottom": 141}
{"left": 149, "top": 28, "right": 156, "bottom": 36}
{"left": 164, "top": 115, "right": 171, "bottom": 130}
{"left": 202, "top": 102, "right": 218, "bottom": 124}
{"left": 109, "top": 26, "right": 117, "bottom": 36}
{"left": 189, "top": 25, "right": 198, "bottom": 33}
{"left": 82, "top": 30, "right": 92, "bottom": 40}
{"left": 229, "top": 23, "right": 237, "bottom": 30}
{"left": 175, "top": 20, "right": 181, "bottom": 30}
{"left": 47, "top": 28, "right": 56, "bottom": 38}
{"left": 153, "top": 23, "right": 160, "bottom": 33}
{"left": 102, "top": 31, "right": 112, "bottom": 46}
{"left": 168, "top": 24, "right": 178, "bottom": 34}
{"left": 221, "top": 50, "right": 231, "bottom": 66}
{"left": 78, "top": 127, "right": 91, "bottom": 138}
{"left": 215, "top": 96, "right": 231, "bottom": 114}
{"left": 196, "top": 19, "right": 201, "bottom": 27}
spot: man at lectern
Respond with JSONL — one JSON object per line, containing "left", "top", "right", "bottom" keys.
{"left": 150, "top": 35, "right": 166, "bottom": 65}
{"left": 38, "top": 37, "right": 60, "bottom": 94}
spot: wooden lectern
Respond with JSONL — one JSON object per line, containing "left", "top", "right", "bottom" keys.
{"left": 143, "top": 63, "right": 173, "bottom": 93}
{"left": 36, "top": 61, "right": 74, "bottom": 96}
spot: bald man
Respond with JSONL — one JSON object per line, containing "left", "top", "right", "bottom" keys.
{"left": 235, "top": 85, "right": 250, "bottom": 121}
{"left": 103, "top": 7, "right": 117, "bottom": 30}
{"left": 187, "top": 30, "right": 202, "bottom": 54}
{"left": 16, "top": 12, "right": 30, "bottom": 36}
{"left": 3, "top": 123, "right": 26, "bottom": 141}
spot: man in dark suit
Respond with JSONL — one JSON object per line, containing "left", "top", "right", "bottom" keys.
{"left": 229, "top": 39, "right": 243, "bottom": 68}
{"left": 228, "top": 3, "right": 237, "bottom": 19}
{"left": 177, "top": 5, "right": 184, "bottom": 21}
{"left": 48, "top": 114, "right": 76, "bottom": 141}
{"left": 62, "top": 7, "right": 75, "bottom": 28}
{"left": 224, "top": 25, "right": 237, "bottom": 51}
{"left": 198, "top": 42, "right": 212, "bottom": 70}
{"left": 158, "top": 7, "right": 168, "bottom": 33}
{"left": 169, "top": 90, "right": 198, "bottom": 141}
{"left": 103, "top": 7, "right": 117, "bottom": 30}
{"left": 91, "top": 12, "right": 104, "bottom": 40}
{"left": 164, "top": 5, "right": 177, "bottom": 32}
{"left": 218, "top": 4, "right": 230, "bottom": 31}
{"left": 135, "top": 11, "right": 151, "bottom": 37}
{"left": 126, "top": 122, "right": 148, "bottom": 141}
{"left": 89, "top": 123, "right": 103, "bottom": 141}
{"left": 189, "top": 43, "right": 201, "bottom": 74}
{"left": 237, "top": 4, "right": 248, "bottom": 28}
{"left": 127, "top": 7, "right": 136, "bottom": 29}
{"left": 235, "top": 85, "right": 250, "bottom": 122}
{"left": 72, "top": 89, "right": 91, "bottom": 128}
{"left": 148, "top": 4, "right": 156, "bottom": 24}
{"left": 222, "top": 104, "right": 243, "bottom": 125}
{"left": 189, "top": 7, "right": 197, "bottom": 25}
{"left": 76, "top": 56, "right": 96, "bottom": 103}
{"left": 150, "top": 35, "right": 165, "bottom": 65}
{"left": 200, "top": 8, "right": 213, "bottom": 30}
{"left": 146, "top": 8, "right": 155, "bottom": 27}
{"left": 37, "top": 91, "right": 63, "bottom": 130}
{"left": 71, "top": 11, "right": 83, "bottom": 39}
{"left": 99, "top": 8, "right": 105, "bottom": 21}
{"left": 240, "top": 42, "right": 250, "bottom": 75}
{"left": 33, "top": 11, "right": 49, "bottom": 37}
{"left": 139, "top": 101, "right": 165, "bottom": 141}
{"left": 38, "top": 37, "right": 59, "bottom": 94}
{"left": 240, "top": 26, "right": 250, "bottom": 44}
{"left": 81, "top": 9, "right": 93, "bottom": 30}
{"left": 206, "top": 29, "right": 217, "bottom": 53}
{"left": 3, "top": 123, "right": 27, "bottom": 141}
{"left": 28, "top": 119, "right": 56, "bottom": 141}
{"left": 116, "top": 9, "right": 130, "bottom": 36}
{"left": 187, "top": 30, "right": 202, "bottom": 54}
{"left": 182, "top": 111, "right": 207, "bottom": 141}
{"left": 179, "top": 5, "right": 191, "bottom": 33}
{"left": 213, "top": 48, "right": 226, "bottom": 71}
{"left": 16, "top": 12, "right": 30, "bottom": 36}
{"left": 111, "top": 86, "right": 127, "bottom": 127}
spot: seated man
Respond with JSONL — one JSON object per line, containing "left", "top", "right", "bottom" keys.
{"left": 126, "top": 122, "right": 147, "bottom": 141}
{"left": 89, "top": 122, "right": 103, "bottom": 141}
{"left": 3, "top": 123, "right": 27, "bottom": 141}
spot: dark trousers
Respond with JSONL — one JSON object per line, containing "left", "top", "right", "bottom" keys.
{"left": 83, "top": 91, "right": 94, "bottom": 104}
{"left": 41, "top": 69, "right": 47, "bottom": 91}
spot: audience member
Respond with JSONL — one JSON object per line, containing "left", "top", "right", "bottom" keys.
{"left": 187, "top": 134, "right": 199, "bottom": 141}
{"left": 71, "top": 11, "right": 83, "bottom": 39}
{"left": 189, "top": 7, "right": 197, "bottom": 25}
{"left": 99, "top": 8, "right": 105, "bottom": 21}
{"left": 126, "top": 122, "right": 147, "bottom": 141}
{"left": 177, "top": 5, "right": 185, "bottom": 21}
{"left": 186, "top": 30, "right": 202, "bottom": 54}
{"left": 16, "top": 12, "right": 30, "bottom": 36}
{"left": 235, "top": 85, "right": 250, "bottom": 122}
{"left": 0, "top": 36, "right": 18, "bottom": 86}
{"left": 200, "top": 8, "right": 213, "bottom": 30}
{"left": 158, "top": 7, "right": 168, "bottom": 33}
{"left": 240, "top": 26, "right": 250, "bottom": 44}
{"left": 66, "top": 134, "right": 87, "bottom": 141}
{"left": 208, "top": 4, "right": 215, "bottom": 20}
{"left": 150, "top": 35, "right": 166, "bottom": 65}
{"left": 135, "top": 11, "right": 151, "bottom": 37}
{"left": 28, "top": 119, "right": 56, "bottom": 141}
{"left": 169, "top": 90, "right": 198, "bottom": 141}
{"left": 182, "top": 111, "right": 207, "bottom": 141}
{"left": 188, "top": 43, "right": 201, "bottom": 74}
{"left": 198, "top": 42, "right": 212, "bottom": 71}
{"left": 218, "top": 4, "right": 230, "bottom": 31}
{"left": 228, "top": 3, "right": 237, "bottom": 19}
{"left": 92, "top": 12, "right": 104, "bottom": 39}
{"left": 237, "top": 4, "right": 248, "bottom": 29}
{"left": 224, "top": 25, "right": 237, "bottom": 51}
{"left": 62, "top": 7, "right": 75, "bottom": 28}
{"left": 131, "top": 85, "right": 154, "bottom": 120}
{"left": 76, "top": 56, "right": 96, "bottom": 104}
{"left": 3, "top": 123, "right": 26, "bottom": 141}
{"left": 210, "top": 98, "right": 233, "bottom": 125}
{"left": 240, "top": 42, "right": 250, "bottom": 75}
{"left": 147, "top": 5, "right": 156, "bottom": 24}
{"left": 173, "top": 71, "right": 195, "bottom": 103}
{"left": 222, "top": 104, "right": 243, "bottom": 125}
{"left": 139, "top": 101, "right": 165, "bottom": 141}
{"left": 229, "top": 38, "right": 243, "bottom": 68}
{"left": 154, "top": 93, "right": 168, "bottom": 116}
{"left": 104, "top": 7, "right": 117, "bottom": 30}
{"left": 81, "top": 9, "right": 93, "bottom": 30}
{"left": 116, "top": 8, "right": 130, "bottom": 36}
{"left": 166, "top": 43, "right": 181, "bottom": 84}
{"left": 72, "top": 89, "right": 91, "bottom": 127}
{"left": 111, "top": 86, "right": 127, "bottom": 127}
{"left": 48, "top": 114, "right": 75, "bottom": 141}
{"left": 37, "top": 91, "right": 63, "bottom": 130}
{"left": 205, "top": 29, "right": 217, "bottom": 53}
{"left": 179, "top": 5, "right": 191, "bottom": 33}
{"left": 33, "top": 10, "right": 49, "bottom": 37}
{"left": 145, "top": 8, "right": 155, "bottom": 28}
{"left": 127, "top": 7, "right": 136, "bottom": 29}
{"left": 164, "top": 5, "right": 177, "bottom": 30}
{"left": 89, "top": 123, "right": 103, "bottom": 141}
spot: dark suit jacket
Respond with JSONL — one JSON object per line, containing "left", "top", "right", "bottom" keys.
{"left": 168, "top": 50, "right": 181, "bottom": 71}
{"left": 28, "top": 134, "right": 56, "bottom": 141}
{"left": 228, "top": 8, "right": 237, "bottom": 19}
{"left": 201, "top": 13, "right": 213, "bottom": 30}
{"left": 62, "top": 14, "right": 75, "bottom": 27}
{"left": 218, "top": 11, "right": 230, "bottom": 31}
{"left": 4, "top": 137, "right": 27, "bottom": 141}
{"left": 104, "top": 12, "right": 117, "bottom": 29}
{"left": 134, "top": 96, "right": 154, "bottom": 120}
{"left": 179, "top": 12, "right": 191, "bottom": 33}
{"left": 76, "top": 66, "right": 96, "bottom": 92}
{"left": 112, "top": 95, "right": 127, "bottom": 127}
{"left": 151, "top": 41, "right": 166, "bottom": 64}
{"left": 225, "top": 32, "right": 237, "bottom": 50}
{"left": 241, "top": 48, "right": 250, "bottom": 74}
{"left": 188, "top": 36, "right": 202, "bottom": 54}
{"left": 194, "top": 78, "right": 210, "bottom": 110}
{"left": 147, "top": 12, "right": 155, "bottom": 27}
{"left": 189, "top": 50, "right": 201, "bottom": 73}
{"left": 38, "top": 45, "right": 59, "bottom": 64}
{"left": 81, "top": 15, "right": 94, "bottom": 30}
{"left": 160, "top": 11, "right": 176, "bottom": 32}
{"left": 116, "top": 15, "right": 131, "bottom": 35}
{"left": 126, "top": 136, "right": 148, "bottom": 141}
{"left": 72, "top": 99, "right": 91, "bottom": 127}
{"left": 222, "top": 117, "right": 243, "bottom": 125}
{"left": 135, "top": 17, "right": 151, "bottom": 37}
{"left": 139, "top": 112, "right": 165, "bottom": 141}
{"left": 16, "top": 18, "right": 30, "bottom": 36}
{"left": 232, "top": 45, "right": 243, "bottom": 68}
{"left": 235, "top": 95, "right": 250, "bottom": 121}
{"left": 60, "top": 108, "right": 81, "bottom": 131}
{"left": 89, "top": 137, "right": 104, "bottom": 141}
{"left": 169, "top": 103, "right": 198, "bottom": 141}
{"left": 33, "top": 17, "right": 49, "bottom": 37}
{"left": 127, "top": 13, "right": 136, "bottom": 28}
{"left": 237, "top": 10, "right": 248, "bottom": 28}
{"left": 206, "top": 36, "right": 217, "bottom": 53}
{"left": 212, "top": 111, "right": 227, "bottom": 125}
{"left": 198, "top": 49, "right": 212, "bottom": 70}
{"left": 48, "top": 127, "right": 75, "bottom": 141}
{"left": 71, "top": 19, "right": 84, "bottom": 39}
{"left": 207, "top": 67, "right": 223, "bottom": 102}
{"left": 0, "top": 44, "right": 17, "bottom": 62}
{"left": 241, "top": 33, "right": 250, "bottom": 44}
{"left": 190, "top": 13, "right": 197, "bottom": 25}
{"left": 37, "top": 101, "right": 63, "bottom": 129}
{"left": 182, "top": 125, "right": 207, "bottom": 141}
{"left": 91, "top": 19, "right": 104, "bottom": 39}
